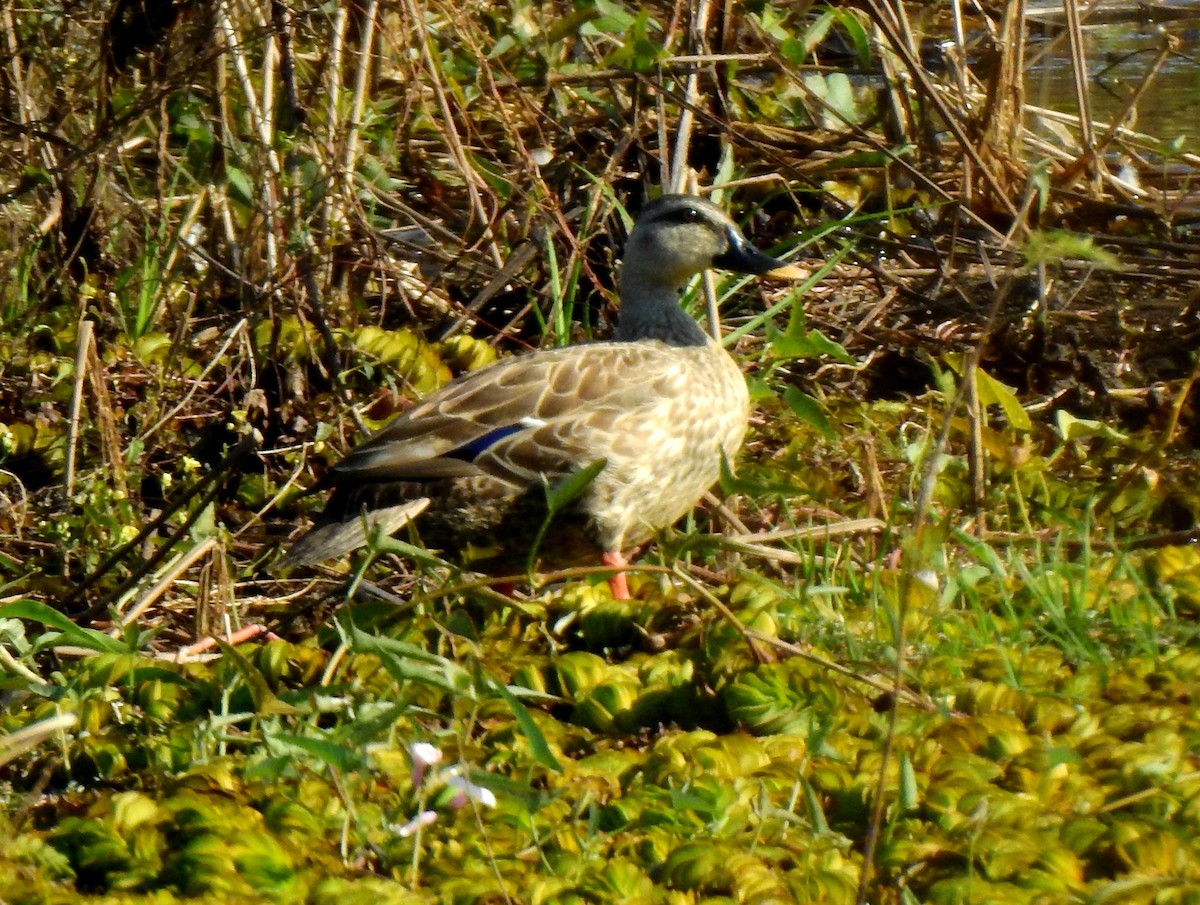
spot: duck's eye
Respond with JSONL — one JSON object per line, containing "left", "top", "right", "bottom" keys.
{"left": 673, "top": 207, "right": 700, "bottom": 224}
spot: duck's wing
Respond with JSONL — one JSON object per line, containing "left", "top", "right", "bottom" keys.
{"left": 330, "top": 342, "right": 689, "bottom": 487}
{"left": 275, "top": 498, "right": 432, "bottom": 569}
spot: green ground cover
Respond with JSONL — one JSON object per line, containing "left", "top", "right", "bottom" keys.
{"left": 2, "top": 1, "right": 1199, "bottom": 902}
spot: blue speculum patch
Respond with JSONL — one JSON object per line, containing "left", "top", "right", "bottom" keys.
{"left": 448, "top": 424, "right": 525, "bottom": 461}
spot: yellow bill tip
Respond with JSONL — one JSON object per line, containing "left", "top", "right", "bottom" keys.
{"left": 762, "top": 263, "right": 809, "bottom": 281}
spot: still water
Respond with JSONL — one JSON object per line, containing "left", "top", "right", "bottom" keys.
{"left": 1025, "top": 10, "right": 1200, "bottom": 153}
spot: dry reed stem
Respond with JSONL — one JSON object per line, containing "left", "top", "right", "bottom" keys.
{"left": 64, "top": 318, "right": 92, "bottom": 497}
{"left": 866, "top": 0, "right": 1018, "bottom": 217}
{"left": 116, "top": 537, "right": 220, "bottom": 628}
{"left": 341, "top": 0, "right": 378, "bottom": 218}
{"left": 667, "top": 0, "right": 711, "bottom": 193}
{"left": 1061, "top": 0, "right": 1101, "bottom": 191}
{"left": 1056, "top": 29, "right": 1179, "bottom": 190}
{"left": 0, "top": 713, "right": 79, "bottom": 769}
{"left": 85, "top": 327, "right": 126, "bottom": 496}
{"left": 403, "top": 0, "right": 503, "bottom": 269}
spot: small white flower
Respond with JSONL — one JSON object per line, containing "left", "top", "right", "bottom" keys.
{"left": 409, "top": 741, "right": 443, "bottom": 787}
{"left": 914, "top": 569, "right": 940, "bottom": 591}
{"left": 409, "top": 742, "right": 442, "bottom": 767}
{"left": 389, "top": 810, "right": 438, "bottom": 838}
{"left": 445, "top": 772, "right": 497, "bottom": 808}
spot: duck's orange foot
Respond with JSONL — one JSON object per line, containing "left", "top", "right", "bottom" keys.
{"left": 601, "top": 550, "right": 631, "bottom": 600}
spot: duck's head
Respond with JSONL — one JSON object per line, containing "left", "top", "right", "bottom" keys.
{"left": 621, "top": 194, "right": 804, "bottom": 290}
{"left": 615, "top": 194, "right": 804, "bottom": 345}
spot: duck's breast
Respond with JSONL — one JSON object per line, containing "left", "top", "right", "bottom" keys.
{"left": 582, "top": 341, "right": 750, "bottom": 550}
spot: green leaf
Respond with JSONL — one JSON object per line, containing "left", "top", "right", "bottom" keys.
{"left": 899, "top": 751, "right": 919, "bottom": 810}
{"left": 0, "top": 600, "right": 128, "bottom": 654}
{"left": 216, "top": 640, "right": 298, "bottom": 716}
{"left": 831, "top": 8, "right": 872, "bottom": 69}
{"left": 545, "top": 458, "right": 607, "bottom": 515}
{"left": 266, "top": 731, "right": 366, "bottom": 773}
{"left": 527, "top": 458, "right": 607, "bottom": 581}
{"left": 1056, "top": 410, "right": 1127, "bottom": 442}
{"left": 1031, "top": 159, "right": 1052, "bottom": 217}
{"left": 767, "top": 320, "right": 854, "bottom": 364}
{"left": 943, "top": 355, "right": 1032, "bottom": 431}
{"left": 745, "top": 374, "right": 775, "bottom": 402}
{"left": 801, "top": 9, "right": 836, "bottom": 57}
{"left": 489, "top": 680, "right": 563, "bottom": 773}
{"left": 802, "top": 779, "right": 830, "bottom": 834}
{"left": 582, "top": 0, "right": 636, "bottom": 33}
{"left": 974, "top": 369, "right": 1032, "bottom": 431}
{"left": 1023, "top": 230, "right": 1121, "bottom": 269}
{"left": 224, "top": 165, "right": 254, "bottom": 206}
{"left": 782, "top": 388, "right": 837, "bottom": 440}
{"left": 802, "top": 72, "right": 867, "bottom": 125}
{"left": 376, "top": 534, "right": 453, "bottom": 568}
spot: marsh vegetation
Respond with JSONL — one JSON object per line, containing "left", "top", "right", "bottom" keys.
{"left": 1, "top": 0, "right": 1199, "bottom": 902}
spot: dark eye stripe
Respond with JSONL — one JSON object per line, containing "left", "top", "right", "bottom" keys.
{"left": 664, "top": 206, "right": 701, "bottom": 224}
{"left": 646, "top": 207, "right": 720, "bottom": 233}
{"left": 634, "top": 196, "right": 726, "bottom": 234}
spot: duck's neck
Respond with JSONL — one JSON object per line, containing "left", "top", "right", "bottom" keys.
{"left": 614, "top": 264, "right": 710, "bottom": 347}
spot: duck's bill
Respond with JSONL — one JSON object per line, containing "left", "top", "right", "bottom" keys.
{"left": 715, "top": 231, "right": 806, "bottom": 280}
{"left": 761, "top": 262, "right": 809, "bottom": 280}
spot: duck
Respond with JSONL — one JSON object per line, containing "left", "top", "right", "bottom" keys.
{"left": 278, "top": 194, "right": 802, "bottom": 598}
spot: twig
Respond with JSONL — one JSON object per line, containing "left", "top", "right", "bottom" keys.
{"left": 64, "top": 318, "right": 91, "bottom": 497}
{"left": 743, "top": 628, "right": 943, "bottom": 712}
{"left": 179, "top": 623, "right": 274, "bottom": 658}
{"left": 341, "top": 0, "right": 378, "bottom": 207}
{"left": 1062, "top": 0, "right": 1098, "bottom": 189}
{"left": 0, "top": 713, "right": 79, "bottom": 770}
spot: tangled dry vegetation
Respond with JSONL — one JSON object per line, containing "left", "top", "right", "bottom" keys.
{"left": 1, "top": 0, "right": 1199, "bottom": 903}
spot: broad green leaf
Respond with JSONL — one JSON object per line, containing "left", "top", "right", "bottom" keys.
{"left": 782, "top": 387, "right": 837, "bottom": 440}
{"left": 943, "top": 355, "right": 1032, "bottom": 431}
{"left": 974, "top": 369, "right": 1032, "bottom": 431}
{"left": 767, "top": 321, "right": 854, "bottom": 364}
{"left": 224, "top": 165, "right": 254, "bottom": 206}
{"left": 745, "top": 374, "right": 775, "bottom": 402}
{"left": 1056, "top": 410, "right": 1127, "bottom": 442}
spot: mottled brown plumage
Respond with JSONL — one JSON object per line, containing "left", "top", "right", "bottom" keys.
{"left": 278, "top": 194, "right": 802, "bottom": 595}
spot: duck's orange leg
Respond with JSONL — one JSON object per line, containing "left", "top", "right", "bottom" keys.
{"left": 601, "top": 550, "right": 631, "bottom": 600}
